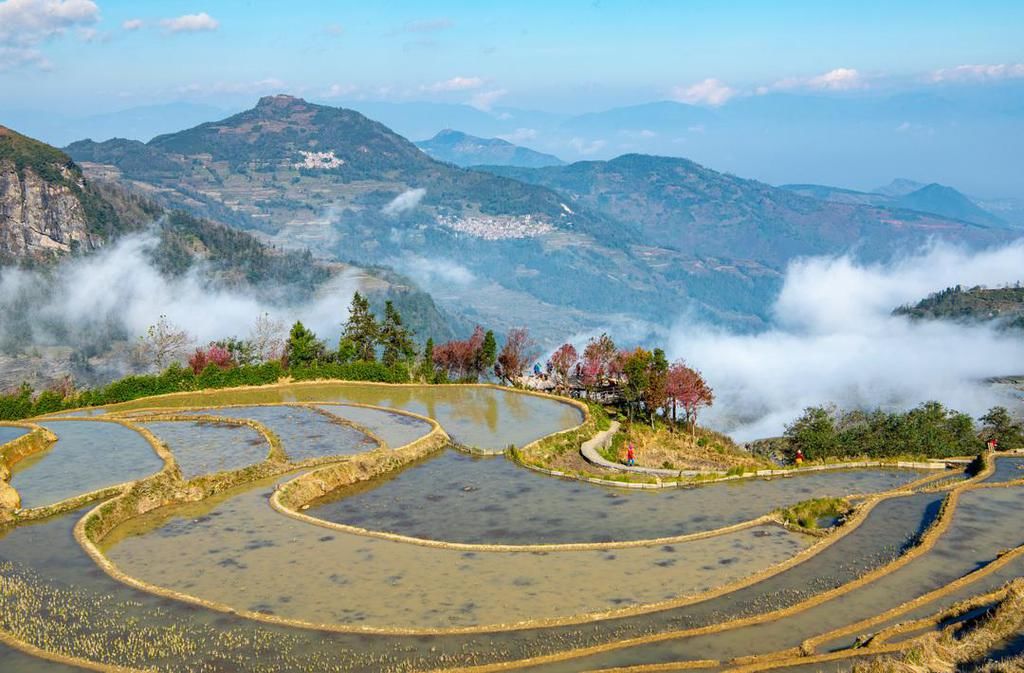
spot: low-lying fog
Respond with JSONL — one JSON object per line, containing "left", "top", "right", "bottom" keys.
{"left": 2, "top": 233, "right": 1022, "bottom": 442}
{"left": 670, "top": 241, "right": 1024, "bottom": 440}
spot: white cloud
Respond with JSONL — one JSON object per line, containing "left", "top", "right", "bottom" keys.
{"left": 323, "top": 83, "right": 357, "bottom": 98}
{"left": 0, "top": 46, "right": 49, "bottom": 69}
{"left": 568, "top": 137, "right": 607, "bottom": 156}
{"left": 422, "top": 75, "right": 484, "bottom": 93}
{"left": 498, "top": 128, "right": 538, "bottom": 143}
{"left": 671, "top": 78, "right": 736, "bottom": 106}
{"left": 0, "top": 0, "right": 97, "bottom": 69}
{"left": 929, "top": 63, "right": 1024, "bottom": 83}
{"left": 0, "top": 231, "right": 362, "bottom": 355}
{"left": 393, "top": 254, "right": 475, "bottom": 288}
{"left": 759, "top": 67, "right": 866, "bottom": 94}
{"left": 666, "top": 241, "right": 1024, "bottom": 440}
{"left": 469, "top": 88, "right": 507, "bottom": 110}
{"left": 0, "top": 0, "right": 98, "bottom": 45}
{"left": 324, "top": 23, "right": 344, "bottom": 37}
{"left": 122, "top": 18, "right": 144, "bottom": 31}
{"left": 176, "top": 78, "right": 286, "bottom": 96}
{"left": 160, "top": 12, "right": 219, "bottom": 33}
{"left": 381, "top": 188, "right": 426, "bottom": 216}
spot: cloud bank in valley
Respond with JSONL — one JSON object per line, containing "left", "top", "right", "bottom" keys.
{"left": 382, "top": 188, "right": 426, "bottom": 216}
{"left": 666, "top": 241, "right": 1024, "bottom": 440}
{"left": 0, "top": 232, "right": 359, "bottom": 353}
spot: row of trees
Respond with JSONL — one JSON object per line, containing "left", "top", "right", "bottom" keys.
{"left": 543, "top": 333, "right": 714, "bottom": 433}
{"left": 784, "top": 402, "right": 1024, "bottom": 460}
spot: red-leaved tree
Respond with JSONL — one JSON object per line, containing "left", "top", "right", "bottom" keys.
{"left": 580, "top": 333, "right": 617, "bottom": 391}
{"left": 432, "top": 326, "right": 487, "bottom": 381}
{"left": 666, "top": 361, "right": 714, "bottom": 435}
{"left": 547, "top": 343, "right": 578, "bottom": 391}
{"left": 496, "top": 327, "right": 538, "bottom": 386}
{"left": 188, "top": 344, "right": 235, "bottom": 375}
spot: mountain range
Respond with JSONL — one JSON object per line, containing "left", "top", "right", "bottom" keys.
{"left": 8, "top": 82, "right": 1023, "bottom": 199}
{"left": 54, "top": 94, "right": 1019, "bottom": 341}
{"left": 0, "top": 120, "right": 458, "bottom": 390}
{"left": 415, "top": 129, "right": 564, "bottom": 168}
{"left": 781, "top": 179, "right": 1009, "bottom": 229}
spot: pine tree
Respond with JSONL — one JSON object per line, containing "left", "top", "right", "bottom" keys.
{"left": 342, "top": 292, "right": 379, "bottom": 362}
{"left": 418, "top": 338, "right": 435, "bottom": 382}
{"left": 286, "top": 321, "right": 324, "bottom": 368}
{"left": 478, "top": 329, "right": 497, "bottom": 377}
{"left": 379, "top": 300, "right": 416, "bottom": 367}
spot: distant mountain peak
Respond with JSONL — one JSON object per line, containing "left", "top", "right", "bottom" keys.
{"left": 255, "top": 94, "right": 307, "bottom": 110}
{"left": 416, "top": 128, "right": 564, "bottom": 168}
{"left": 873, "top": 178, "right": 926, "bottom": 197}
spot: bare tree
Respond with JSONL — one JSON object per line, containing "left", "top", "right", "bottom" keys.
{"left": 249, "top": 312, "right": 287, "bottom": 363}
{"left": 496, "top": 327, "right": 538, "bottom": 386}
{"left": 135, "top": 315, "right": 192, "bottom": 371}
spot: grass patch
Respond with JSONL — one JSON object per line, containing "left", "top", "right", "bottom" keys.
{"left": 777, "top": 497, "right": 850, "bottom": 530}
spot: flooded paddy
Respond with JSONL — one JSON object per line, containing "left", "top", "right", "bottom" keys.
{"left": 106, "top": 382, "right": 583, "bottom": 451}
{"left": 983, "top": 454, "right": 1024, "bottom": 483}
{"left": 9, "top": 421, "right": 164, "bottom": 509}
{"left": 521, "top": 484, "right": 1024, "bottom": 672}
{"left": 179, "top": 405, "right": 378, "bottom": 461}
{"left": 141, "top": 420, "right": 270, "bottom": 479}
{"left": 0, "top": 425, "right": 29, "bottom": 446}
{"left": 310, "top": 450, "right": 929, "bottom": 544}
{"left": 0, "top": 480, "right": 942, "bottom": 673}
{"left": 102, "top": 473, "right": 811, "bottom": 629}
{"left": 315, "top": 404, "right": 434, "bottom": 449}
{"left": 0, "top": 382, "right": 1020, "bottom": 672}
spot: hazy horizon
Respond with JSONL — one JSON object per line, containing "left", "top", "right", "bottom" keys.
{"left": 2, "top": 0, "right": 1023, "bottom": 195}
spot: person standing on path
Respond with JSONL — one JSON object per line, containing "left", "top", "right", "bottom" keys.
{"left": 626, "top": 443, "right": 636, "bottom": 466}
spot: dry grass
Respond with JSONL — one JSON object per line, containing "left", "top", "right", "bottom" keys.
{"left": 852, "top": 580, "right": 1024, "bottom": 673}
{"left": 614, "top": 423, "right": 767, "bottom": 472}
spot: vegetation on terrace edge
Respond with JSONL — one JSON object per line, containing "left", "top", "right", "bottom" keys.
{"left": 777, "top": 497, "right": 851, "bottom": 531}
{"left": 0, "top": 296, "right": 548, "bottom": 420}
{"left": 781, "top": 402, "right": 1024, "bottom": 462}
{"left": 3, "top": 297, "right": 1019, "bottom": 473}
{"left": 850, "top": 579, "right": 1024, "bottom": 673}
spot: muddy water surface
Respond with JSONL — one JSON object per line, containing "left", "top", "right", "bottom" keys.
{"left": 0, "top": 425, "right": 29, "bottom": 446}
{"left": 10, "top": 421, "right": 163, "bottom": 508}
{"left": 108, "top": 383, "right": 583, "bottom": 451}
{"left": 311, "top": 452, "right": 929, "bottom": 544}
{"left": 179, "top": 405, "right": 378, "bottom": 461}
{"left": 142, "top": 420, "right": 270, "bottom": 479}
{"left": 103, "top": 473, "right": 811, "bottom": 629}
{"left": 315, "top": 404, "right": 434, "bottom": 448}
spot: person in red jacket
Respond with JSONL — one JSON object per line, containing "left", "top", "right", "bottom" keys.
{"left": 626, "top": 443, "right": 636, "bottom": 466}
{"left": 795, "top": 448, "right": 805, "bottom": 466}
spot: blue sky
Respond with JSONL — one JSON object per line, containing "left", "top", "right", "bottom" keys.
{"left": 2, "top": 0, "right": 1023, "bottom": 113}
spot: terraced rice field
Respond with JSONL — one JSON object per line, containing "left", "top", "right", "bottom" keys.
{"left": 0, "top": 382, "right": 1021, "bottom": 672}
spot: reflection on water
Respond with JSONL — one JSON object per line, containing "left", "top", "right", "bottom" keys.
{"left": 983, "top": 455, "right": 1024, "bottom": 484}
{"left": 0, "top": 426, "right": 29, "bottom": 446}
{"left": 105, "top": 474, "right": 810, "bottom": 629}
{"left": 532, "top": 485, "right": 1024, "bottom": 671}
{"left": 0, "top": 486, "right": 973, "bottom": 673}
{"left": 179, "top": 406, "right": 377, "bottom": 461}
{"left": 142, "top": 420, "right": 269, "bottom": 479}
{"left": 315, "top": 404, "right": 434, "bottom": 449}
{"left": 109, "top": 383, "right": 583, "bottom": 451}
{"left": 10, "top": 421, "right": 163, "bottom": 509}
{"left": 312, "top": 452, "right": 930, "bottom": 545}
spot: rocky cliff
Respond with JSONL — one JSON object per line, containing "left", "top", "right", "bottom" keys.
{"left": 0, "top": 126, "right": 100, "bottom": 262}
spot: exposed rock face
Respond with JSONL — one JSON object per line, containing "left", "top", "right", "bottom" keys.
{"left": 0, "top": 159, "right": 98, "bottom": 260}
